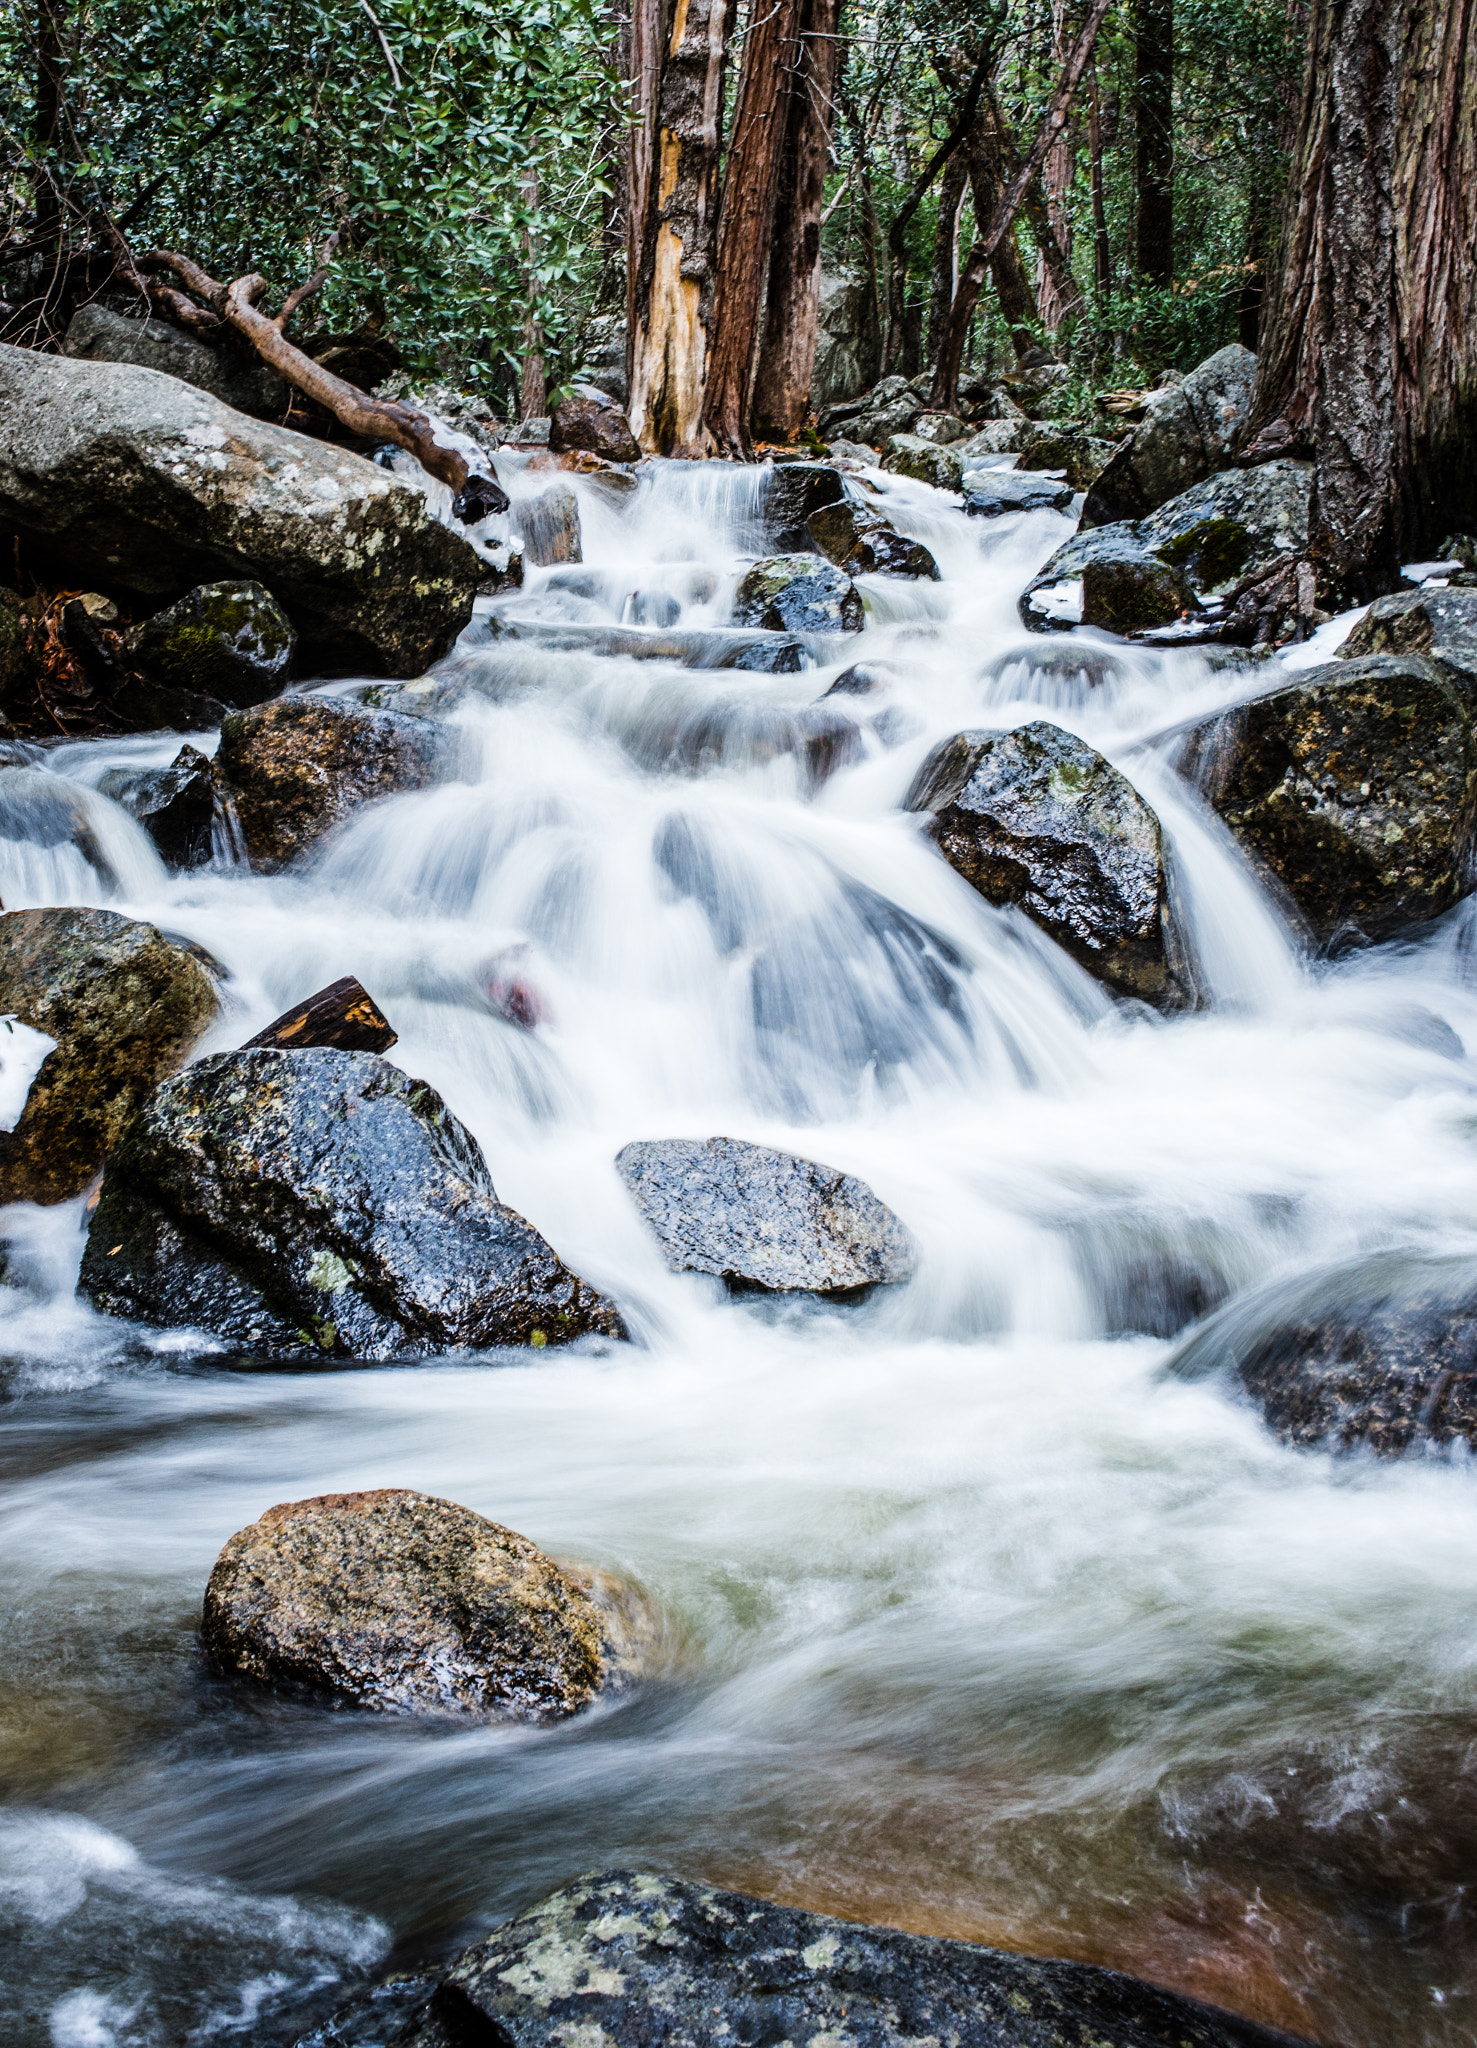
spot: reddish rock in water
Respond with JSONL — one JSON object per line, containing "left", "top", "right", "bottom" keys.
{"left": 550, "top": 393, "right": 641, "bottom": 465}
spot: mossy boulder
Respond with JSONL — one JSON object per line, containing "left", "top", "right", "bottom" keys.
{"left": 79, "top": 1047, "right": 626, "bottom": 1357}
{"left": 806, "top": 499, "right": 939, "bottom": 579}
{"left": 127, "top": 580, "right": 295, "bottom": 709}
{"left": 1084, "top": 343, "right": 1257, "bottom": 524}
{"left": 882, "top": 434, "right": 964, "bottom": 490}
{"left": 0, "top": 906, "right": 219, "bottom": 1204}
{"left": 732, "top": 554, "right": 864, "bottom": 634}
{"left": 1082, "top": 549, "right": 1201, "bottom": 633}
{"left": 203, "top": 1489, "right": 623, "bottom": 1717}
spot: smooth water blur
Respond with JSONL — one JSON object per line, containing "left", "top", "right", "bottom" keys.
{"left": 3, "top": 457, "right": 1477, "bottom": 2047}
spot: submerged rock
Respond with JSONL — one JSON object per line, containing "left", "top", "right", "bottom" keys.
{"left": 215, "top": 693, "right": 452, "bottom": 871}
{"left": 126, "top": 580, "right": 296, "bottom": 709}
{"left": 762, "top": 462, "right": 846, "bottom": 550}
{"left": 0, "top": 907, "right": 218, "bottom": 1205}
{"left": 806, "top": 499, "right": 939, "bottom": 579}
{"left": 80, "top": 1047, "right": 625, "bottom": 1357}
{"left": 1238, "top": 1299, "right": 1477, "bottom": 1457}
{"left": 882, "top": 434, "right": 964, "bottom": 490}
{"left": 203, "top": 1489, "right": 615, "bottom": 1717}
{"left": 907, "top": 723, "right": 1176, "bottom": 1003}
{"left": 1183, "top": 651, "right": 1476, "bottom": 941}
{"left": 1084, "top": 343, "right": 1257, "bottom": 525}
{"left": 387, "top": 1869, "right": 1308, "bottom": 2048}
{"left": 961, "top": 469, "right": 1074, "bottom": 518}
{"left": 100, "top": 744, "right": 215, "bottom": 871}
{"left": 549, "top": 391, "right": 641, "bottom": 465}
{"left": 616, "top": 1134, "right": 915, "bottom": 1294}
{"left": 0, "top": 344, "right": 481, "bottom": 677}
{"left": 733, "top": 555, "right": 864, "bottom": 635}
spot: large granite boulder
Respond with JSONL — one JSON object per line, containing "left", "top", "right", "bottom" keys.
{"left": 79, "top": 1048, "right": 625, "bottom": 1357}
{"left": 762, "top": 462, "right": 846, "bottom": 550}
{"left": 1022, "top": 461, "right": 1311, "bottom": 631}
{"left": 961, "top": 469, "right": 1074, "bottom": 518}
{"left": 0, "top": 344, "right": 481, "bottom": 676}
{"left": 811, "top": 268, "right": 881, "bottom": 409}
{"left": 99, "top": 743, "right": 215, "bottom": 871}
{"left": 1183, "top": 651, "right": 1476, "bottom": 941}
{"left": 806, "top": 499, "right": 939, "bottom": 579}
{"left": 126, "top": 579, "right": 296, "bottom": 708}
{"left": 63, "top": 303, "right": 288, "bottom": 418}
{"left": 616, "top": 1135, "right": 915, "bottom": 1294}
{"left": 882, "top": 434, "right": 964, "bottom": 490}
{"left": 549, "top": 391, "right": 640, "bottom": 465}
{"left": 215, "top": 693, "right": 452, "bottom": 870}
{"left": 0, "top": 907, "right": 218, "bottom": 1204}
{"left": 203, "top": 1489, "right": 619, "bottom": 1718}
{"left": 1084, "top": 344, "right": 1257, "bottom": 525}
{"left": 732, "top": 555, "right": 864, "bottom": 634}
{"left": 907, "top": 723, "right": 1177, "bottom": 1003}
{"left": 1339, "top": 585, "right": 1477, "bottom": 692}
{"left": 383, "top": 1870, "right": 1307, "bottom": 2048}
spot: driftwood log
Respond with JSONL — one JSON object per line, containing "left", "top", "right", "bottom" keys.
{"left": 242, "top": 976, "right": 398, "bottom": 1054}
{"left": 133, "top": 246, "right": 507, "bottom": 521}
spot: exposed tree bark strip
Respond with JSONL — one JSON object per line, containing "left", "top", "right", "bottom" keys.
{"left": 930, "top": 0, "right": 1111, "bottom": 408}
{"left": 703, "top": 0, "right": 806, "bottom": 453}
{"left": 1087, "top": 63, "right": 1112, "bottom": 299}
{"left": 519, "top": 167, "right": 547, "bottom": 421}
{"left": 1133, "top": 0, "right": 1174, "bottom": 282}
{"left": 243, "top": 978, "right": 398, "bottom": 1055}
{"left": 1037, "top": 0, "right": 1078, "bottom": 331}
{"left": 959, "top": 104, "right": 1036, "bottom": 359}
{"left": 628, "top": 0, "right": 729, "bottom": 454}
{"left": 752, "top": 0, "right": 843, "bottom": 440}
{"left": 624, "top": 0, "right": 663, "bottom": 369}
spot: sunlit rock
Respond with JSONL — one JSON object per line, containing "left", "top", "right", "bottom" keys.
{"left": 0, "top": 906, "right": 218, "bottom": 1205}
{"left": 907, "top": 722, "right": 1180, "bottom": 1004}
{"left": 616, "top": 1134, "right": 915, "bottom": 1294}
{"left": 203, "top": 1489, "right": 624, "bottom": 1717}
{"left": 549, "top": 390, "right": 640, "bottom": 465}
{"left": 732, "top": 555, "right": 864, "bottom": 634}
{"left": 1183, "top": 651, "right": 1476, "bottom": 942}
{"left": 80, "top": 1047, "right": 626, "bottom": 1357}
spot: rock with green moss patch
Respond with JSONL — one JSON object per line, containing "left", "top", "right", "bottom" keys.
{"left": 382, "top": 1869, "right": 1307, "bottom": 2048}
{"left": 127, "top": 581, "right": 295, "bottom": 709}
{"left": 79, "top": 1047, "right": 626, "bottom": 1357}
{"left": 732, "top": 554, "right": 863, "bottom": 633}
{"left": 881, "top": 434, "right": 964, "bottom": 490}
{"left": 1083, "top": 548, "right": 1201, "bottom": 633}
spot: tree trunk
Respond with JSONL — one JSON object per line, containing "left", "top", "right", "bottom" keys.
{"left": 625, "top": 0, "right": 663, "bottom": 371}
{"left": 960, "top": 107, "right": 1036, "bottom": 360}
{"left": 628, "top": 0, "right": 730, "bottom": 455}
{"left": 1037, "top": 0, "right": 1078, "bottom": 333}
{"left": 1087, "top": 64, "right": 1112, "bottom": 299}
{"left": 1243, "top": 0, "right": 1477, "bottom": 594}
{"left": 33, "top": 0, "right": 66, "bottom": 252}
{"left": 519, "top": 169, "right": 547, "bottom": 422}
{"left": 926, "top": 151, "right": 968, "bottom": 365}
{"left": 704, "top": 0, "right": 805, "bottom": 453}
{"left": 1133, "top": 0, "right": 1174, "bottom": 283}
{"left": 988, "top": 82, "right": 1086, "bottom": 338}
{"left": 751, "top": 0, "right": 843, "bottom": 442}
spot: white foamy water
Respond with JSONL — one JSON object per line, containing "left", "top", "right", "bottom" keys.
{"left": 2, "top": 458, "right": 1476, "bottom": 2046}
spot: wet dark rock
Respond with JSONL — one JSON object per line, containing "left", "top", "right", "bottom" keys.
{"left": 62, "top": 304, "right": 287, "bottom": 418}
{"left": 0, "top": 345, "right": 481, "bottom": 678}
{"left": 806, "top": 500, "right": 939, "bottom": 579}
{"left": 476, "top": 540, "right": 525, "bottom": 597}
{"left": 80, "top": 1047, "right": 625, "bottom": 1356}
{"left": 1182, "top": 651, "right": 1477, "bottom": 941}
{"left": 126, "top": 580, "right": 296, "bottom": 709}
{"left": 100, "top": 743, "right": 216, "bottom": 871}
{"left": 1083, "top": 548, "right": 1201, "bottom": 633}
{"left": 549, "top": 392, "right": 640, "bottom": 465}
{"left": 1339, "top": 585, "right": 1477, "bottom": 694}
{"left": 907, "top": 722, "right": 1177, "bottom": 1003}
{"left": 1017, "top": 429, "right": 1117, "bottom": 492}
{"left": 733, "top": 555, "right": 863, "bottom": 635}
{"left": 1084, "top": 345, "right": 1257, "bottom": 526}
{"left": 390, "top": 1869, "right": 1308, "bottom": 2048}
{"left": 823, "top": 660, "right": 901, "bottom": 698}
{"left": 882, "top": 435, "right": 964, "bottom": 490}
{"left": 962, "top": 470, "right": 1075, "bottom": 519}
{"left": 981, "top": 643, "right": 1130, "bottom": 694}
{"left": 215, "top": 694, "right": 453, "bottom": 871}
{"left": 202, "top": 1488, "right": 618, "bottom": 1716}
{"left": 0, "top": 584, "right": 36, "bottom": 716}
{"left": 616, "top": 1134, "right": 915, "bottom": 1294}
{"left": 1239, "top": 1300, "right": 1477, "bottom": 1456}
{"left": 715, "top": 635, "right": 810, "bottom": 674}
{"left": 513, "top": 479, "right": 582, "bottom": 567}
{"left": 763, "top": 462, "right": 846, "bottom": 551}
{"left": 243, "top": 976, "right": 397, "bottom": 1054}
{"left": 0, "top": 906, "right": 218, "bottom": 1205}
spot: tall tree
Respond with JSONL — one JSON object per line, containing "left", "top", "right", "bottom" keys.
{"left": 1037, "top": 0, "right": 1078, "bottom": 332}
{"left": 1242, "top": 0, "right": 1477, "bottom": 594}
{"left": 925, "top": 150, "right": 968, "bottom": 363}
{"left": 1133, "top": 0, "right": 1174, "bottom": 282}
{"left": 627, "top": 0, "right": 730, "bottom": 454}
{"left": 751, "top": 0, "right": 843, "bottom": 442}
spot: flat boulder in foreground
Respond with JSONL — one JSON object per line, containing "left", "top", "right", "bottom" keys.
{"left": 381, "top": 1869, "right": 1310, "bottom": 2048}
{"left": 203, "top": 1489, "right": 616, "bottom": 1717}
{"left": 0, "top": 344, "right": 481, "bottom": 676}
{"left": 616, "top": 1135, "right": 915, "bottom": 1294}
{"left": 80, "top": 1047, "right": 625, "bottom": 1357}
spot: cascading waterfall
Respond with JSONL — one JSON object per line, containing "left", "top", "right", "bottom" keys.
{"left": 3, "top": 454, "right": 1477, "bottom": 2048}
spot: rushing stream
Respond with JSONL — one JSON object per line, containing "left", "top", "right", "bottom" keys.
{"left": 4, "top": 456, "right": 1477, "bottom": 2048}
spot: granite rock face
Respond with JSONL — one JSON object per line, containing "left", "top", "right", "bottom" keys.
{"left": 127, "top": 580, "right": 296, "bottom": 708}
{"left": 388, "top": 1870, "right": 1308, "bottom": 2048}
{"left": 962, "top": 469, "right": 1075, "bottom": 518}
{"left": 203, "top": 1489, "right": 615, "bottom": 1717}
{"left": 80, "top": 1047, "right": 625, "bottom": 1357}
{"left": 616, "top": 1135, "right": 915, "bottom": 1294}
{"left": 215, "top": 693, "right": 453, "bottom": 870}
{"left": 762, "top": 462, "right": 846, "bottom": 551}
{"left": 0, "top": 344, "right": 480, "bottom": 676}
{"left": 1340, "top": 585, "right": 1477, "bottom": 693}
{"left": 1084, "top": 344, "right": 1257, "bottom": 525}
{"left": 908, "top": 723, "right": 1176, "bottom": 1003}
{"left": 63, "top": 304, "right": 288, "bottom": 418}
{"left": 1183, "top": 651, "right": 1477, "bottom": 941}
{"left": 806, "top": 499, "right": 939, "bottom": 580}
{"left": 0, "top": 906, "right": 218, "bottom": 1204}
{"left": 733, "top": 555, "right": 864, "bottom": 635}
{"left": 100, "top": 743, "right": 216, "bottom": 871}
